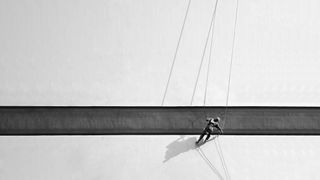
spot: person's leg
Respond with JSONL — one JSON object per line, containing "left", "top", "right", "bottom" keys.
{"left": 205, "top": 133, "right": 211, "bottom": 141}
{"left": 196, "top": 131, "right": 206, "bottom": 143}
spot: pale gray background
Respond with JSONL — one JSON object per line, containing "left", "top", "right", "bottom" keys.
{"left": 1, "top": 0, "right": 319, "bottom": 106}
{"left": 0, "top": 1, "right": 320, "bottom": 179}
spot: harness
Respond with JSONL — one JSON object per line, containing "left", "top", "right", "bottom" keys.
{"left": 205, "top": 121, "right": 218, "bottom": 133}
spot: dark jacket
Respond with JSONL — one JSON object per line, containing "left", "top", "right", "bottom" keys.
{"left": 205, "top": 121, "right": 222, "bottom": 133}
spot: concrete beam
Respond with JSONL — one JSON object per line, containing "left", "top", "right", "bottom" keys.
{"left": 0, "top": 107, "right": 320, "bottom": 135}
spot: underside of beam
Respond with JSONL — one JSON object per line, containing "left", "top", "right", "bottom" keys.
{"left": 1, "top": 106, "right": 320, "bottom": 135}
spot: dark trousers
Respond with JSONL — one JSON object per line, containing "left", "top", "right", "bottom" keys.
{"left": 197, "top": 130, "right": 211, "bottom": 142}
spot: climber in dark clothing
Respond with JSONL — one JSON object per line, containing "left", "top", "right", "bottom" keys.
{"left": 196, "top": 117, "right": 223, "bottom": 144}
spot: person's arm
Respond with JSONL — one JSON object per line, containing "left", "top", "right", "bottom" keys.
{"left": 216, "top": 124, "right": 223, "bottom": 134}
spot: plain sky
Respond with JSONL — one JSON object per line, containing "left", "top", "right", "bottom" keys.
{"left": 0, "top": 0, "right": 319, "bottom": 106}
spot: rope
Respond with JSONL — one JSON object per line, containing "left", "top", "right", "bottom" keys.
{"left": 223, "top": 0, "right": 239, "bottom": 126}
{"left": 161, "top": 0, "right": 192, "bottom": 106}
{"left": 202, "top": 9, "right": 217, "bottom": 118}
{"left": 190, "top": 0, "right": 219, "bottom": 105}
{"left": 214, "top": 1, "right": 240, "bottom": 179}
{"left": 203, "top": 11, "right": 216, "bottom": 107}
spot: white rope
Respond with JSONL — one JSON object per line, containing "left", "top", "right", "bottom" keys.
{"left": 190, "top": 0, "right": 219, "bottom": 105}
{"left": 224, "top": 0, "right": 239, "bottom": 127}
{"left": 214, "top": 1, "right": 240, "bottom": 179}
{"left": 203, "top": 6, "right": 217, "bottom": 107}
{"left": 162, "top": 0, "right": 192, "bottom": 106}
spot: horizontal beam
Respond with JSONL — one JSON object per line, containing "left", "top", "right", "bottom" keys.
{"left": 1, "top": 106, "right": 320, "bottom": 135}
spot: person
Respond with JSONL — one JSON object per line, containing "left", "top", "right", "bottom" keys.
{"left": 196, "top": 116, "right": 223, "bottom": 144}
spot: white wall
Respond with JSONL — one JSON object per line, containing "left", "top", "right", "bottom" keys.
{"left": 1, "top": 0, "right": 319, "bottom": 106}
{"left": 0, "top": 135, "right": 319, "bottom": 180}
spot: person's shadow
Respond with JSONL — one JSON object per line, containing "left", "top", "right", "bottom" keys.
{"left": 163, "top": 135, "right": 220, "bottom": 163}
{"left": 163, "top": 135, "right": 223, "bottom": 179}
{"left": 163, "top": 136, "right": 197, "bottom": 163}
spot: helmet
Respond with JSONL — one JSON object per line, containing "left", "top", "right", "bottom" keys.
{"left": 213, "top": 117, "right": 220, "bottom": 122}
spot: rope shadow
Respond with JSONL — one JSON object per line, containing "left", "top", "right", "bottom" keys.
{"left": 214, "top": 138, "right": 231, "bottom": 180}
{"left": 196, "top": 146, "right": 224, "bottom": 180}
